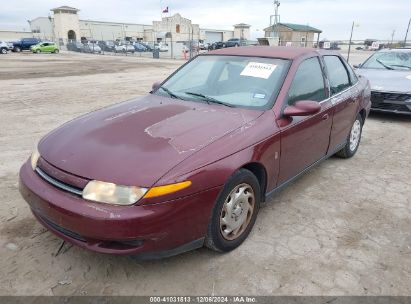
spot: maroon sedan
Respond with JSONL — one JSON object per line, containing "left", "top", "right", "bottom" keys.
{"left": 19, "top": 47, "right": 371, "bottom": 258}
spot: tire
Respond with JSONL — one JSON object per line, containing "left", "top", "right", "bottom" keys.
{"left": 205, "top": 169, "right": 260, "bottom": 252}
{"left": 36, "top": 49, "right": 41, "bottom": 54}
{"left": 54, "top": 49, "right": 59, "bottom": 54}
{"left": 0, "top": 48, "right": 7, "bottom": 54}
{"left": 336, "top": 113, "right": 363, "bottom": 158}
{"left": 14, "top": 47, "right": 21, "bottom": 52}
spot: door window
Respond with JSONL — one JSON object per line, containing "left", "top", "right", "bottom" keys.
{"left": 323, "top": 56, "right": 351, "bottom": 95}
{"left": 287, "top": 57, "right": 326, "bottom": 105}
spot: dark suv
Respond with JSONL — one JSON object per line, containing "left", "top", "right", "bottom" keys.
{"left": 12, "top": 38, "right": 41, "bottom": 52}
{"left": 224, "top": 38, "right": 246, "bottom": 48}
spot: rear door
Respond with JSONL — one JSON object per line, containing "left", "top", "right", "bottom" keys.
{"left": 277, "top": 56, "right": 333, "bottom": 185}
{"left": 323, "top": 55, "right": 361, "bottom": 152}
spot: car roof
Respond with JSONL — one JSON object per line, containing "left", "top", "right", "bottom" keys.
{"left": 208, "top": 46, "right": 327, "bottom": 60}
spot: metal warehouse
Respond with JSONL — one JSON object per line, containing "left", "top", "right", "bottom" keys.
{"left": 24, "top": 6, "right": 250, "bottom": 44}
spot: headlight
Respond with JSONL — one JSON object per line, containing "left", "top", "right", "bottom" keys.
{"left": 30, "top": 147, "right": 40, "bottom": 170}
{"left": 82, "top": 180, "right": 147, "bottom": 205}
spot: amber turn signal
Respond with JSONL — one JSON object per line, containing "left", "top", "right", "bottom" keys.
{"left": 144, "top": 181, "right": 192, "bottom": 198}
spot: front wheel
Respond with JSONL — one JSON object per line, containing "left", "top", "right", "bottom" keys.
{"left": 205, "top": 169, "right": 260, "bottom": 252}
{"left": 0, "top": 48, "right": 7, "bottom": 54}
{"left": 36, "top": 49, "right": 41, "bottom": 54}
{"left": 54, "top": 49, "right": 59, "bottom": 54}
{"left": 336, "top": 113, "right": 363, "bottom": 158}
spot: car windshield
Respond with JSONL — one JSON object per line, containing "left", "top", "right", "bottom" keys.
{"left": 361, "top": 51, "right": 411, "bottom": 70}
{"left": 153, "top": 55, "right": 290, "bottom": 109}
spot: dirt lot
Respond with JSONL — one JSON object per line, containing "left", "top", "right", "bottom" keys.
{"left": 0, "top": 51, "right": 410, "bottom": 296}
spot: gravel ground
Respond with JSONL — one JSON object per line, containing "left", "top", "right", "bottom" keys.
{"left": 0, "top": 51, "right": 410, "bottom": 296}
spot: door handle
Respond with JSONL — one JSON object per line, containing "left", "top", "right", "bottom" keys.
{"left": 322, "top": 114, "right": 329, "bottom": 120}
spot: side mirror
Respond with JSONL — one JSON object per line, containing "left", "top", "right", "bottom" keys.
{"left": 283, "top": 100, "right": 321, "bottom": 117}
{"left": 152, "top": 81, "right": 161, "bottom": 92}
{"left": 353, "top": 63, "right": 361, "bottom": 69}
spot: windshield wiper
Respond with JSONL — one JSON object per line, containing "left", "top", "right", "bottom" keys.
{"left": 376, "top": 59, "right": 394, "bottom": 70}
{"left": 158, "top": 86, "right": 180, "bottom": 99}
{"left": 388, "top": 64, "right": 411, "bottom": 70}
{"left": 184, "top": 91, "right": 234, "bottom": 107}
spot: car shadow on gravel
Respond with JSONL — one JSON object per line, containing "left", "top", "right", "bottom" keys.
{"left": 368, "top": 111, "right": 411, "bottom": 123}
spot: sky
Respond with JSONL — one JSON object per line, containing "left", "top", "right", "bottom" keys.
{"left": 1, "top": 0, "right": 410, "bottom": 41}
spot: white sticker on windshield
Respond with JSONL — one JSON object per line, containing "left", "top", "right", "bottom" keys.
{"left": 240, "top": 62, "right": 277, "bottom": 79}
{"left": 406, "top": 75, "right": 411, "bottom": 80}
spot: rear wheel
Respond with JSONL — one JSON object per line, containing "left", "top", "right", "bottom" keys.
{"left": 54, "top": 49, "right": 59, "bottom": 54}
{"left": 205, "top": 169, "right": 260, "bottom": 252}
{"left": 336, "top": 113, "right": 363, "bottom": 158}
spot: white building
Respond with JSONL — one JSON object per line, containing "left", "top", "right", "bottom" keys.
{"left": 25, "top": 6, "right": 250, "bottom": 45}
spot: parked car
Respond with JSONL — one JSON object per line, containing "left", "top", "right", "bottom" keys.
{"left": 0, "top": 41, "right": 13, "bottom": 54}
{"left": 31, "top": 42, "right": 59, "bottom": 54}
{"left": 67, "top": 42, "right": 83, "bottom": 52}
{"left": 115, "top": 44, "right": 135, "bottom": 53}
{"left": 133, "top": 42, "right": 147, "bottom": 52}
{"left": 98, "top": 40, "right": 116, "bottom": 52}
{"left": 208, "top": 41, "right": 225, "bottom": 50}
{"left": 354, "top": 48, "right": 411, "bottom": 115}
{"left": 155, "top": 43, "right": 169, "bottom": 52}
{"left": 86, "top": 43, "right": 102, "bottom": 53}
{"left": 12, "top": 38, "right": 41, "bottom": 52}
{"left": 139, "top": 42, "right": 153, "bottom": 52}
{"left": 224, "top": 38, "right": 246, "bottom": 48}
{"left": 19, "top": 47, "right": 370, "bottom": 258}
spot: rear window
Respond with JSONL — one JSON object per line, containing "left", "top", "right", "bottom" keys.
{"left": 323, "top": 55, "right": 351, "bottom": 95}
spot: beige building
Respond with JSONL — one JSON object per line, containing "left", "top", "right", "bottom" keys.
{"left": 233, "top": 23, "right": 251, "bottom": 40}
{"left": 23, "top": 6, "right": 249, "bottom": 45}
{"left": 264, "top": 22, "right": 322, "bottom": 47}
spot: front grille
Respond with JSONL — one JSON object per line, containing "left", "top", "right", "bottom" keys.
{"left": 39, "top": 215, "right": 86, "bottom": 242}
{"left": 371, "top": 91, "right": 411, "bottom": 113}
{"left": 35, "top": 167, "right": 83, "bottom": 196}
{"left": 371, "top": 102, "right": 411, "bottom": 113}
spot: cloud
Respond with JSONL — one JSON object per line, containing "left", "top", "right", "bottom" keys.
{"left": 0, "top": 0, "right": 410, "bottom": 40}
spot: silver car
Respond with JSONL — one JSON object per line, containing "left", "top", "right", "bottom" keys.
{"left": 355, "top": 48, "right": 411, "bottom": 115}
{"left": 0, "top": 41, "right": 13, "bottom": 54}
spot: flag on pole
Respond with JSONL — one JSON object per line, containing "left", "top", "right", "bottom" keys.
{"left": 162, "top": 6, "right": 169, "bottom": 13}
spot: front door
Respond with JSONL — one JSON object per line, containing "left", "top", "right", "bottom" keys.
{"left": 277, "top": 56, "right": 333, "bottom": 185}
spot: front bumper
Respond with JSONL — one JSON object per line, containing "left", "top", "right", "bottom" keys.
{"left": 19, "top": 161, "right": 220, "bottom": 256}
{"left": 370, "top": 91, "right": 411, "bottom": 115}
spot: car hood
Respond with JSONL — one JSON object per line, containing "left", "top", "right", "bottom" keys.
{"left": 357, "top": 68, "right": 411, "bottom": 93}
{"left": 39, "top": 94, "right": 262, "bottom": 187}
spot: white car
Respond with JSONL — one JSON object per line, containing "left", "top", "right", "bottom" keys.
{"left": 155, "top": 43, "right": 169, "bottom": 52}
{"left": 0, "top": 41, "right": 13, "bottom": 54}
{"left": 115, "top": 44, "right": 135, "bottom": 53}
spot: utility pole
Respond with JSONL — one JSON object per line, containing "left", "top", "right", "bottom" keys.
{"left": 347, "top": 21, "right": 355, "bottom": 63}
{"left": 390, "top": 30, "right": 395, "bottom": 46}
{"left": 404, "top": 18, "right": 411, "bottom": 47}
{"left": 270, "top": 0, "right": 281, "bottom": 43}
